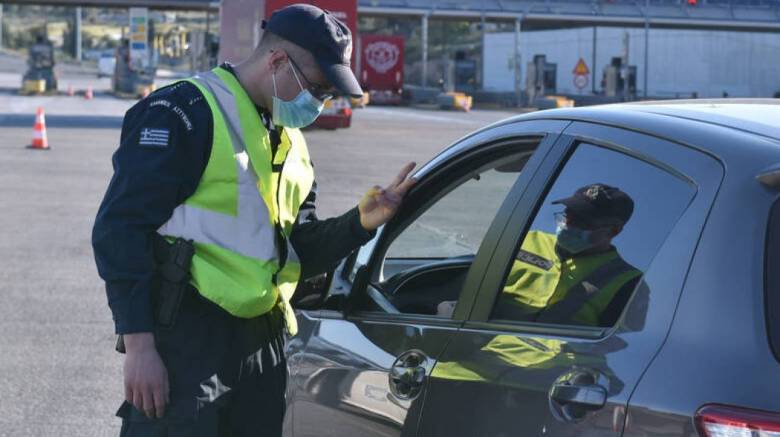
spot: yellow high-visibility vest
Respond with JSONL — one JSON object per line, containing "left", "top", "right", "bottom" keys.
{"left": 498, "top": 230, "right": 641, "bottom": 326}
{"left": 158, "top": 67, "right": 314, "bottom": 335}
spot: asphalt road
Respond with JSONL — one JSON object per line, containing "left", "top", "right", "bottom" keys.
{"left": 0, "top": 84, "right": 516, "bottom": 436}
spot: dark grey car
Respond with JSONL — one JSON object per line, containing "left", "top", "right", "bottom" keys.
{"left": 283, "top": 100, "right": 780, "bottom": 437}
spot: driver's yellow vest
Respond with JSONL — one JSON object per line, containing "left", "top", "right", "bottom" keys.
{"left": 498, "top": 230, "right": 642, "bottom": 326}
{"left": 432, "top": 336, "right": 570, "bottom": 384}
{"left": 157, "top": 67, "right": 314, "bottom": 336}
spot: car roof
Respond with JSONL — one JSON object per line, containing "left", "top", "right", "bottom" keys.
{"left": 614, "top": 99, "right": 780, "bottom": 142}
{"left": 422, "top": 99, "right": 780, "bottom": 181}
{"left": 493, "top": 98, "right": 780, "bottom": 159}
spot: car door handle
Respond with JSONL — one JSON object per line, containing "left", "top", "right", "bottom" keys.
{"left": 390, "top": 364, "right": 426, "bottom": 386}
{"left": 550, "top": 382, "right": 607, "bottom": 410}
{"left": 389, "top": 350, "right": 428, "bottom": 400}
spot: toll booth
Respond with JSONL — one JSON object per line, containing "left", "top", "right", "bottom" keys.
{"left": 454, "top": 50, "right": 477, "bottom": 95}
{"left": 22, "top": 36, "right": 58, "bottom": 94}
{"left": 525, "top": 54, "right": 557, "bottom": 103}
{"left": 434, "top": 54, "right": 475, "bottom": 111}
{"left": 113, "top": 39, "right": 156, "bottom": 98}
{"left": 602, "top": 57, "right": 637, "bottom": 100}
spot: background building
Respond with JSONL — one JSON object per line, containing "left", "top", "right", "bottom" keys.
{"left": 1, "top": 0, "right": 779, "bottom": 101}
{"left": 484, "top": 27, "right": 780, "bottom": 98}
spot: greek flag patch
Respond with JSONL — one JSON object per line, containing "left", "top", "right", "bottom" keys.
{"left": 139, "top": 128, "right": 170, "bottom": 147}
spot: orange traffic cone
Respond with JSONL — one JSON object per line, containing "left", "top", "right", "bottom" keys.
{"left": 27, "top": 107, "right": 49, "bottom": 150}
{"left": 85, "top": 85, "right": 94, "bottom": 100}
{"left": 67, "top": 84, "right": 74, "bottom": 97}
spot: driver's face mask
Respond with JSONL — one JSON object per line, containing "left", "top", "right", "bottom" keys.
{"left": 271, "top": 60, "right": 325, "bottom": 128}
{"left": 553, "top": 211, "right": 607, "bottom": 256}
{"left": 555, "top": 223, "right": 595, "bottom": 255}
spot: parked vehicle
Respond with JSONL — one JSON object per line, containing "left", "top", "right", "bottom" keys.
{"left": 284, "top": 100, "right": 780, "bottom": 437}
{"left": 98, "top": 51, "right": 116, "bottom": 78}
{"left": 312, "top": 97, "right": 353, "bottom": 129}
{"left": 360, "top": 34, "right": 404, "bottom": 105}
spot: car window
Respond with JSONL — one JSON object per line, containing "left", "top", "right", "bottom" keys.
{"left": 354, "top": 144, "right": 538, "bottom": 318}
{"left": 385, "top": 164, "right": 519, "bottom": 260}
{"left": 487, "top": 142, "right": 695, "bottom": 328}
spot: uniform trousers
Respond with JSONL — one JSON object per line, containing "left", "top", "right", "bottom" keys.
{"left": 117, "top": 286, "right": 288, "bottom": 437}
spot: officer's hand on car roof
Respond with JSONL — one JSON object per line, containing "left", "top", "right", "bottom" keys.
{"left": 358, "top": 162, "right": 417, "bottom": 231}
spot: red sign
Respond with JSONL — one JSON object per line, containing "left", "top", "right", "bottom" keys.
{"left": 265, "top": 0, "right": 358, "bottom": 71}
{"left": 359, "top": 34, "right": 404, "bottom": 91}
{"left": 573, "top": 58, "right": 590, "bottom": 76}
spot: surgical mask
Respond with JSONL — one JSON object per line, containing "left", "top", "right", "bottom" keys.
{"left": 555, "top": 223, "right": 595, "bottom": 255}
{"left": 271, "top": 60, "right": 325, "bottom": 128}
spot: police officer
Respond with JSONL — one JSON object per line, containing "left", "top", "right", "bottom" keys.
{"left": 498, "top": 183, "right": 641, "bottom": 326}
{"left": 438, "top": 184, "right": 641, "bottom": 327}
{"left": 92, "top": 4, "right": 415, "bottom": 436}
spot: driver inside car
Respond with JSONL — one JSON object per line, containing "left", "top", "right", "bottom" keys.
{"left": 437, "top": 183, "right": 642, "bottom": 327}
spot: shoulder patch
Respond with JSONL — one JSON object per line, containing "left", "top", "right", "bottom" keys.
{"left": 517, "top": 249, "right": 554, "bottom": 271}
{"left": 147, "top": 98, "right": 193, "bottom": 132}
{"left": 139, "top": 128, "right": 170, "bottom": 148}
{"left": 149, "top": 99, "right": 172, "bottom": 109}
{"left": 171, "top": 105, "right": 193, "bottom": 131}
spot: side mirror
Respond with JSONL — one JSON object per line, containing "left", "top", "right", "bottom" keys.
{"left": 343, "top": 264, "right": 370, "bottom": 314}
{"left": 293, "top": 226, "right": 383, "bottom": 312}
{"left": 290, "top": 272, "right": 331, "bottom": 310}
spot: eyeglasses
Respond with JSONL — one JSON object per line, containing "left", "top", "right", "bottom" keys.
{"left": 554, "top": 211, "right": 596, "bottom": 230}
{"left": 286, "top": 54, "right": 334, "bottom": 102}
{"left": 554, "top": 211, "right": 619, "bottom": 230}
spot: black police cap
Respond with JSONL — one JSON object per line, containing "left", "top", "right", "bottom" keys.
{"left": 552, "top": 183, "right": 635, "bottom": 225}
{"left": 263, "top": 3, "right": 363, "bottom": 98}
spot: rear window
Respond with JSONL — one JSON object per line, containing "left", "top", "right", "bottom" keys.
{"left": 766, "top": 198, "right": 780, "bottom": 361}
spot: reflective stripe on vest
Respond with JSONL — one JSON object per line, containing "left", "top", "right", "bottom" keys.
{"left": 157, "top": 68, "right": 313, "bottom": 335}
{"left": 501, "top": 230, "right": 641, "bottom": 326}
{"left": 535, "top": 256, "right": 635, "bottom": 324}
{"left": 160, "top": 70, "right": 277, "bottom": 260}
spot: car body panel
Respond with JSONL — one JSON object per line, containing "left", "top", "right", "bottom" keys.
{"left": 285, "top": 101, "right": 780, "bottom": 436}
{"left": 622, "top": 128, "right": 780, "bottom": 436}
{"left": 416, "top": 121, "right": 724, "bottom": 437}
{"left": 287, "top": 310, "right": 459, "bottom": 437}
{"left": 285, "top": 120, "right": 570, "bottom": 436}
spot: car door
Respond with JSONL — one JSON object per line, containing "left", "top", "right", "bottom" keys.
{"left": 284, "top": 121, "right": 571, "bottom": 437}
{"left": 416, "top": 121, "right": 723, "bottom": 436}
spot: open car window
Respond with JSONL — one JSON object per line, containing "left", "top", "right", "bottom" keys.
{"left": 352, "top": 139, "right": 542, "bottom": 318}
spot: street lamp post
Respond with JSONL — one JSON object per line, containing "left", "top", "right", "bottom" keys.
{"left": 76, "top": 6, "right": 82, "bottom": 62}
{"left": 0, "top": 4, "right": 5, "bottom": 51}
{"left": 421, "top": 13, "right": 428, "bottom": 87}
{"left": 514, "top": 17, "right": 522, "bottom": 105}
{"left": 592, "top": 26, "right": 597, "bottom": 94}
{"left": 644, "top": 0, "right": 650, "bottom": 98}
